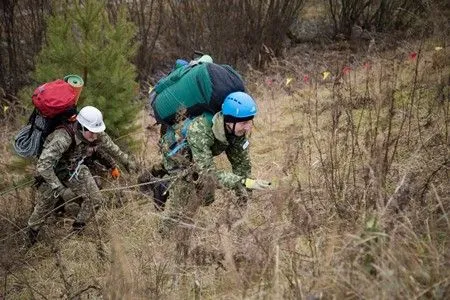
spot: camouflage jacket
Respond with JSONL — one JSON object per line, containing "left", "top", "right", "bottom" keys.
{"left": 162, "top": 112, "right": 251, "bottom": 189}
{"left": 37, "top": 125, "right": 133, "bottom": 190}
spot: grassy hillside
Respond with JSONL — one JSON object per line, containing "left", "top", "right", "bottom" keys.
{"left": 0, "top": 39, "right": 449, "bottom": 299}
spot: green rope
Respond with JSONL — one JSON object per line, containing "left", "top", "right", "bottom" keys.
{"left": 0, "top": 179, "right": 35, "bottom": 197}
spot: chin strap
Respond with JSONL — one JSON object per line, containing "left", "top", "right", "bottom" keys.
{"left": 225, "top": 122, "right": 237, "bottom": 136}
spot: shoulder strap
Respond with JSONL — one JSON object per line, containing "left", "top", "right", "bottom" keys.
{"left": 180, "top": 118, "right": 194, "bottom": 138}
{"left": 26, "top": 109, "right": 39, "bottom": 138}
{"left": 166, "top": 113, "right": 214, "bottom": 158}
{"left": 166, "top": 118, "right": 193, "bottom": 157}
{"left": 202, "top": 112, "right": 214, "bottom": 127}
{"left": 56, "top": 123, "right": 76, "bottom": 151}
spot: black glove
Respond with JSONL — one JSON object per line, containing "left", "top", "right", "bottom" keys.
{"left": 26, "top": 228, "right": 39, "bottom": 246}
{"left": 72, "top": 221, "right": 86, "bottom": 233}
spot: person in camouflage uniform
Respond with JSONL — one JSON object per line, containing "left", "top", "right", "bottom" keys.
{"left": 51, "top": 146, "right": 120, "bottom": 216}
{"left": 27, "top": 106, "right": 136, "bottom": 245}
{"left": 145, "top": 91, "right": 271, "bottom": 235}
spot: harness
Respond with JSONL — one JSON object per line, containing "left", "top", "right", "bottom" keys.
{"left": 57, "top": 123, "right": 76, "bottom": 150}
{"left": 68, "top": 155, "right": 86, "bottom": 181}
{"left": 164, "top": 112, "right": 215, "bottom": 158}
{"left": 166, "top": 118, "right": 193, "bottom": 157}
{"left": 67, "top": 133, "right": 101, "bottom": 181}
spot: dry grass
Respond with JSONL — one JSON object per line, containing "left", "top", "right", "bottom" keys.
{"left": 1, "top": 39, "right": 449, "bottom": 299}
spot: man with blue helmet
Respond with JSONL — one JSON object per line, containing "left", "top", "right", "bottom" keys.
{"left": 156, "top": 91, "right": 271, "bottom": 235}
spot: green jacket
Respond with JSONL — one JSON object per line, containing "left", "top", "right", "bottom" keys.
{"left": 162, "top": 112, "right": 251, "bottom": 189}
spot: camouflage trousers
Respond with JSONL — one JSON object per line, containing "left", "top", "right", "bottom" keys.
{"left": 28, "top": 165, "right": 103, "bottom": 231}
{"left": 158, "top": 170, "right": 216, "bottom": 236}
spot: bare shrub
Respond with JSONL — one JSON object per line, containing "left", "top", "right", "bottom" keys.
{"left": 328, "top": 0, "right": 429, "bottom": 39}
{"left": 107, "top": 0, "right": 166, "bottom": 82}
{"left": 0, "top": 0, "right": 50, "bottom": 96}
{"left": 165, "top": 0, "right": 305, "bottom": 68}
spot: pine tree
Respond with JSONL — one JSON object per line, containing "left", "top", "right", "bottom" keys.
{"left": 30, "top": 0, "right": 141, "bottom": 148}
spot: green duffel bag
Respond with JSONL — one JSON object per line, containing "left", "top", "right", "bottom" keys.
{"left": 150, "top": 61, "right": 245, "bottom": 125}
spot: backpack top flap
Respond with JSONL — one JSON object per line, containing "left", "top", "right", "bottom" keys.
{"left": 32, "top": 79, "right": 76, "bottom": 118}
{"left": 207, "top": 64, "right": 245, "bottom": 113}
{"left": 152, "top": 63, "right": 212, "bottom": 124}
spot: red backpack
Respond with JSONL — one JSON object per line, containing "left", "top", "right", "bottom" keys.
{"left": 14, "top": 79, "right": 78, "bottom": 157}
{"left": 32, "top": 79, "right": 77, "bottom": 118}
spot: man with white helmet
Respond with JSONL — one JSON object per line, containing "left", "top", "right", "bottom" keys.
{"left": 26, "top": 105, "right": 136, "bottom": 245}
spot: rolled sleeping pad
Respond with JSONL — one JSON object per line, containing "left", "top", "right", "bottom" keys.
{"left": 64, "top": 74, "right": 84, "bottom": 103}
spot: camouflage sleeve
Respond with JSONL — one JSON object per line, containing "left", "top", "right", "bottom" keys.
{"left": 187, "top": 117, "right": 244, "bottom": 189}
{"left": 98, "top": 132, "right": 132, "bottom": 168}
{"left": 226, "top": 138, "right": 251, "bottom": 178}
{"left": 37, "top": 129, "right": 73, "bottom": 190}
{"left": 94, "top": 147, "right": 116, "bottom": 169}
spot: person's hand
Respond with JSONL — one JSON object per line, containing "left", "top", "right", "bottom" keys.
{"left": 242, "top": 178, "right": 271, "bottom": 190}
{"left": 55, "top": 186, "right": 77, "bottom": 201}
{"left": 111, "top": 167, "right": 120, "bottom": 179}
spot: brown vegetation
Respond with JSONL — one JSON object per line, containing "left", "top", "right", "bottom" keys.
{"left": 1, "top": 1, "right": 449, "bottom": 299}
{"left": 1, "top": 36, "right": 449, "bottom": 298}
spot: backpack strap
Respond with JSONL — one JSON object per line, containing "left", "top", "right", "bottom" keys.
{"left": 55, "top": 123, "right": 76, "bottom": 152}
{"left": 166, "top": 112, "right": 213, "bottom": 158}
{"left": 27, "top": 109, "right": 42, "bottom": 137}
{"left": 167, "top": 118, "right": 193, "bottom": 157}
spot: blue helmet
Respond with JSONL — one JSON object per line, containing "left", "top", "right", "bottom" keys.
{"left": 222, "top": 92, "right": 257, "bottom": 122}
{"left": 174, "top": 59, "right": 188, "bottom": 70}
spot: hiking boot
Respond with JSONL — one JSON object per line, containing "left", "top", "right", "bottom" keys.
{"left": 26, "top": 228, "right": 39, "bottom": 246}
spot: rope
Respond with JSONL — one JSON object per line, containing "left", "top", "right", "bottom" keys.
{"left": 0, "top": 176, "right": 181, "bottom": 243}
{"left": 0, "top": 179, "right": 35, "bottom": 197}
{"left": 68, "top": 156, "right": 86, "bottom": 181}
{"left": 13, "top": 114, "right": 46, "bottom": 158}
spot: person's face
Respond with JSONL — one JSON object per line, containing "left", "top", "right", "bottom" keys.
{"left": 82, "top": 128, "right": 98, "bottom": 142}
{"left": 226, "top": 120, "right": 253, "bottom": 136}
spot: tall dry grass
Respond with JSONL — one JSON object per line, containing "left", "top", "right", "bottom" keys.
{"left": 1, "top": 41, "right": 449, "bottom": 299}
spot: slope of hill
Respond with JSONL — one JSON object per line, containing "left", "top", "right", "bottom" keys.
{"left": 0, "top": 38, "right": 449, "bottom": 299}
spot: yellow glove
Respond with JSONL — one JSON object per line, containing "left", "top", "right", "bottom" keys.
{"left": 242, "top": 178, "right": 271, "bottom": 190}
{"left": 111, "top": 167, "right": 121, "bottom": 179}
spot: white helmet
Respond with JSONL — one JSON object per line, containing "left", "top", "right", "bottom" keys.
{"left": 76, "top": 106, "right": 106, "bottom": 133}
